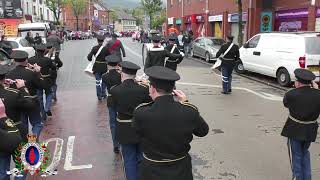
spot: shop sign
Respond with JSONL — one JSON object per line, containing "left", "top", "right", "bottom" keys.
{"left": 261, "top": 12, "right": 273, "bottom": 32}
{"left": 276, "top": 8, "right": 308, "bottom": 19}
{"left": 168, "top": 17, "right": 174, "bottom": 25}
{"left": 196, "top": 15, "right": 204, "bottom": 23}
{"left": 208, "top": 15, "right": 223, "bottom": 22}
{"left": 0, "top": 19, "right": 21, "bottom": 37}
{"left": 228, "top": 12, "right": 247, "bottom": 22}
{"left": 317, "top": 8, "right": 320, "bottom": 17}
{"left": 176, "top": 19, "right": 182, "bottom": 25}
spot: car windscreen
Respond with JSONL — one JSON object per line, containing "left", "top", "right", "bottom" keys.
{"left": 305, "top": 37, "right": 320, "bottom": 55}
{"left": 7, "top": 41, "right": 19, "bottom": 49}
{"left": 18, "top": 29, "right": 46, "bottom": 38}
{"left": 209, "top": 39, "right": 225, "bottom": 46}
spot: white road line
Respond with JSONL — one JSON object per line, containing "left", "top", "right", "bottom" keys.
{"left": 177, "top": 82, "right": 282, "bottom": 101}
{"left": 44, "top": 138, "right": 64, "bottom": 173}
{"left": 64, "top": 136, "right": 93, "bottom": 171}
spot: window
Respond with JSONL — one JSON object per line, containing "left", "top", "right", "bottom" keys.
{"left": 247, "top": 35, "right": 260, "bottom": 48}
{"left": 26, "top": 2, "right": 29, "bottom": 14}
{"left": 20, "top": 39, "right": 31, "bottom": 47}
{"left": 39, "top": 0, "right": 42, "bottom": 4}
{"left": 47, "top": 9, "right": 49, "bottom": 20}
{"left": 33, "top": 6, "right": 36, "bottom": 15}
{"left": 7, "top": 41, "right": 19, "bottom": 49}
{"left": 170, "top": 0, "right": 173, "bottom": 6}
{"left": 305, "top": 37, "right": 320, "bottom": 55}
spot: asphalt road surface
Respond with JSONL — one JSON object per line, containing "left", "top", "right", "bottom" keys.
{"left": 24, "top": 38, "right": 320, "bottom": 180}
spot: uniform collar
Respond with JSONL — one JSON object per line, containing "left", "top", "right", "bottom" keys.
{"left": 154, "top": 95, "right": 174, "bottom": 103}
{"left": 123, "top": 79, "right": 135, "bottom": 84}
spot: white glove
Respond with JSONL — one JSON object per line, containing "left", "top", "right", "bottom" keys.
{"left": 180, "top": 52, "right": 185, "bottom": 57}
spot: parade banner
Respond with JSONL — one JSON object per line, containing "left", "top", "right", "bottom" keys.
{"left": 0, "top": 18, "right": 21, "bottom": 37}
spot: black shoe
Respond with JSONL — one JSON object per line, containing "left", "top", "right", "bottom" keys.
{"left": 46, "top": 111, "right": 52, "bottom": 116}
{"left": 102, "top": 95, "right": 107, "bottom": 99}
{"left": 98, "top": 97, "right": 102, "bottom": 101}
{"left": 228, "top": 89, "right": 232, "bottom": 93}
{"left": 53, "top": 97, "right": 57, "bottom": 102}
{"left": 221, "top": 91, "right": 230, "bottom": 95}
{"left": 113, "top": 147, "right": 120, "bottom": 154}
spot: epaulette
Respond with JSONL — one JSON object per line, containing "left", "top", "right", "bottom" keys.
{"left": 149, "top": 47, "right": 165, "bottom": 52}
{"left": 135, "top": 101, "right": 153, "bottom": 110}
{"left": 4, "top": 87, "right": 18, "bottom": 94}
{"left": 138, "top": 81, "right": 149, "bottom": 88}
{"left": 181, "top": 101, "right": 198, "bottom": 111}
{"left": 110, "top": 85, "right": 118, "bottom": 90}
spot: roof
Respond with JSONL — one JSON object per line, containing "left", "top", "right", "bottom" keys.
{"left": 117, "top": 10, "right": 136, "bottom": 20}
{"left": 18, "top": 23, "right": 49, "bottom": 29}
{"left": 93, "top": 3, "right": 106, "bottom": 11}
{"left": 259, "top": 32, "right": 320, "bottom": 37}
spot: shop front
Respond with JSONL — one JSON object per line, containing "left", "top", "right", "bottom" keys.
{"left": 228, "top": 12, "right": 247, "bottom": 44}
{"left": 195, "top": 14, "right": 205, "bottom": 37}
{"left": 184, "top": 16, "right": 192, "bottom": 32}
{"left": 275, "top": 8, "right": 308, "bottom": 32}
{"left": 208, "top": 14, "right": 223, "bottom": 38}
{"left": 315, "top": 8, "right": 320, "bottom": 32}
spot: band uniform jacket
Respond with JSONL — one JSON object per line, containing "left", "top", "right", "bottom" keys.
{"left": 28, "top": 54, "right": 57, "bottom": 90}
{"left": 102, "top": 69, "right": 121, "bottom": 107}
{"left": 0, "top": 85, "right": 37, "bottom": 141}
{"left": 216, "top": 42, "right": 240, "bottom": 68}
{"left": 6, "top": 65, "right": 43, "bottom": 98}
{"left": 281, "top": 86, "right": 320, "bottom": 142}
{"left": 165, "top": 44, "right": 184, "bottom": 71}
{"left": 106, "top": 39, "right": 126, "bottom": 61}
{"left": 144, "top": 47, "right": 183, "bottom": 70}
{"left": 87, "top": 45, "right": 111, "bottom": 74}
{"left": 133, "top": 95, "right": 209, "bottom": 180}
{"left": 110, "top": 79, "right": 152, "bottom": 144}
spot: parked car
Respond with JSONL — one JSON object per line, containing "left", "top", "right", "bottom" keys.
{"left": 191, "top": 37, "right": 225, "bottom": 62}
{"left": 84, "top": 31, "right": 93, "bottom": 39}
{"left": 71, "top": 31, "right": 82, "bottom": 40}
{"left": 6, "top": 37, "right": 35, "bottom": 58}
{"left": 237, "top": 32, "right": 320, "bottom": 87}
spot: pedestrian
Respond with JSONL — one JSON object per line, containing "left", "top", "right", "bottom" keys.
{"left": 0, "top": 35, "right": 13, "bottom": 55}
{"left": 0, "top": 97, "right": 26, "bottom": 180}
{"left": 45, "top": 42, "right": 62, "bottom": 102}
{"left": 87, "top": 35, "right": 111, "bottom": 100}
{"left": 101, "top": 55, "right": 122, "bottom": 153}
{"left": 182, "top": 31, "right": 192, "bottom": 58}
{"left": 281, "top": 68, "right": 320, "bottom": 180}
{"left": 215, "top": 35, "right": 240, "bottom": 94}
{"left": 28, "top": 44, "right": 57, "bottom": 120}
{"left": 165, "top": 34, "right": 184, "bottom": 71}
{"left": 133, "top": 66, "right": 209, "bottom": 180}
{"left": 110, "top": 61, "right": 152, "bottom": 180}
{"left": 177, "top": 30, "right": 184, "bottom": 50}
{"left": 144, "top": 34, "right": 183, "bottom": 70}
{"left": 6, "top": 50, "right": 44, "bottom": 139}
{"left": 25, "top": 32, "right": 34, "bottom": 46}
{"left": 46, "top": 30, "right": 63, "bottom": 60}
{"left": 106, "top": 33, "right": 126, "bottom": 61}
{"left": 34, "top": 33, "right": 42, "bottom": 45}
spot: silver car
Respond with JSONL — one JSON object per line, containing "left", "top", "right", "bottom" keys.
{"left": 191, "top": 37, "right": 225, "bottom": 62}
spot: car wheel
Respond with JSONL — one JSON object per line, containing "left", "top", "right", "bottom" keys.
{"left": 205, "top": 52, "right": 211, "bottom": 62}
{"left": 277, "top": 68, "right": 291, "bottom": 87}
{"left": 234, "top": 60, "right": 246, "bottom": 74}
{"left": 190, "top": 49, "right": 195, "bottom": 57}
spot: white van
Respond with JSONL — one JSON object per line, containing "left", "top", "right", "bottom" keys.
{"left": 236, "top": 32, "right": 320, "bottom": 86}
{"left": 17, "top": 23, "right": 51, "bottom": 43}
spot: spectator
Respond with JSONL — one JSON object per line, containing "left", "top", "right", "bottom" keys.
{"left": 25, "top": 31, "right": 34, "bottom": 46}
{"left": 182, "top": 31, "right": 193, "bottom": 58}
{"left": 34, "top": 33, "right": 42, "bottom": 45}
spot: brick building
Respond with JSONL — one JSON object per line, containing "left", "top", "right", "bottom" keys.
{"left": 167, "top": 0, "right": 320, "bottom": 43}
{"left": 61, "top": 0, "right": 109, "bottom": 31}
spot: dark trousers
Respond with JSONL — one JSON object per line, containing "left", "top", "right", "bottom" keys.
{"left": 37, "top": 89, "right": 53, "bottom": 121}
{"left": 221, "top": 65, "right": 233, "bottom": 93}
{"left": 0, "top": 154, "right": 26, "bottom": 180}
{"left": 108, "top": 107, "right": 119, "bottom": 149}
{"left": 121, "top": 144, "right": 142, "bottom": 180}
{"left": 288, "top": 138, "right": 312, "bottom": 180}
{"left": 21, "top": 108, "right": 43, "bottom": 139}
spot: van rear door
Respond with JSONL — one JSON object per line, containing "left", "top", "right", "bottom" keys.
{"left": 305, "top": 36, "right": 320, "bottom": 81}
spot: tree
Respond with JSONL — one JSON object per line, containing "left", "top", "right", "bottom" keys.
{"left": 235, "top": 0, "right": 243, "bottom": 46}
{"left": 141, "top": 0, "right": 162, "bottom": 29}
{"left": 67, "top": 0, "right": 86, "bottom": 31}
{"left": 152, "top": 8, "right": 166, "bottom": 30}
{"left": 131, "top": 7, "right": 145, "bottom": 27}
{"left": 45, "top": 0, "right": 68, "bottom": 25}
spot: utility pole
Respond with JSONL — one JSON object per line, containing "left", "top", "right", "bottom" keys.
{"left": 88, "top": 0, "right": 91, "bottom": 31}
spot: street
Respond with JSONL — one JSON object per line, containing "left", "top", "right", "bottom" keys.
{"left": 31, "top": 37, "right": 320, "bottom": 180}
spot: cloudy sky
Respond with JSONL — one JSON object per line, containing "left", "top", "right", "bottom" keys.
{"left": 103, "top": 0, "right": 166, "bottom": 8}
